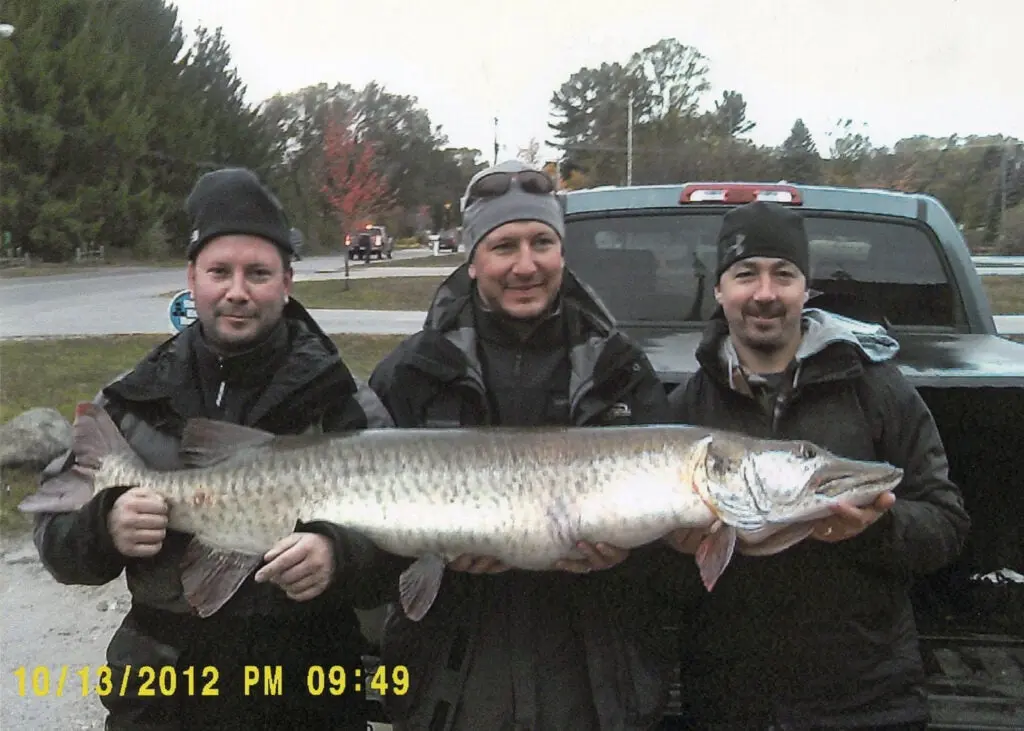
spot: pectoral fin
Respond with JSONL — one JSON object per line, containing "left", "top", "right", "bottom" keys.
{"left": 180, "top": 537, "right": 263, "bottom": 618}
{"left": 695, "top": 525, "right": 737, "bottom": 591}
{"left": 398, "top": 554, "right": 446, "bottom": 622}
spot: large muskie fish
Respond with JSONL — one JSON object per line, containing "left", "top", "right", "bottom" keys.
{"left": 21, "top": 403, "right": 903, "bottom": 620}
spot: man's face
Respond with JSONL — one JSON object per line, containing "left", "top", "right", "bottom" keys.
{"left": 186, "top": 235, "right": 292, "bottom": 353}
{"left": 468, "top": 220, "right": 564, "bottom": 320}
{"left": 715, "top": 256, "right": 808, "bottom": 356}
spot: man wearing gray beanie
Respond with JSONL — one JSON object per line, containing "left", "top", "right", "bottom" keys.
{"left": 367, "top": 160, "right": 671, "bottom": 731}
{"left": 460, "top": 159, "right": 566, "bottom": 263}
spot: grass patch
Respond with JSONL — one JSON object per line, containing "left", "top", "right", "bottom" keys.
{"left": 0, "top": 333, "right": 406, "bottom": 530}
{"left": 0, "top": 258, "right": 181, "bottom": 279}
{"left": 982, "top": 275, "right": 1024, "bottom": 315}
{"left": 0, "top": 335, "right": 171, "bottom": 424}
{"left": 367, "top": 252, "right": 463, "bottom": 268}
{"left": 291, "top": 276, "right": 446, "bottom": 310}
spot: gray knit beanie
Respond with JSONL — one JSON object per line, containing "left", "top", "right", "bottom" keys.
{"left": 460, "top": 160, "right": 565, "bottom": 259}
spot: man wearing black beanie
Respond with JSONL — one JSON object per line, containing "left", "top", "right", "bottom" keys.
{"left": 30, "top": 167, "right": 399, "bottom": 730}
{"left": 660, "top": 200, "right": 968, "bottom": 730}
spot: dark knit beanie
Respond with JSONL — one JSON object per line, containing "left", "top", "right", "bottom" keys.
{"left": 185, "top": 168, "right": 294, "bottom": 260}
{"left": 715, "top": 201, "right": 810, "bottom": 281}
{"left": 461, "top": 160, "right": 565, "bottom": 259}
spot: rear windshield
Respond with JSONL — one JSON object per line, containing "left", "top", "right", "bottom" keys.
{"left": 564, "top": 213, "right": 956, "bottom": 328}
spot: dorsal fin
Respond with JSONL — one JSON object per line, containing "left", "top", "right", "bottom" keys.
{"left": 179, "top": 418, "right": 276, "bottom": 468}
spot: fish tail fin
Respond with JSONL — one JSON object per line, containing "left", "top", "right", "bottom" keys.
{"left": 18, "top": 402, "right": 141, "bottom": 514}
{"left": 695, "top": 525, "right": 737, "bottom": 592}
{"left": 17, "top": 464, "right": 97, "bottom": 513}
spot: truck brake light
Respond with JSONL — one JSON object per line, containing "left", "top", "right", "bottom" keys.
{"left": 680, "top": 183, "right": 803, "bottom": 205}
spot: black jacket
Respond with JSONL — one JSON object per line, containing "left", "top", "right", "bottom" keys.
{"left": 31, "top": 300, "right": 395, "bottom": 730}
{"left": 367, "top": 264, "right": 674, "bottom": 731}
{"left": 665, "top": 309, "right": 970, "bottom": 729}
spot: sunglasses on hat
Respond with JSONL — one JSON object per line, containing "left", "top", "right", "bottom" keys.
{"left": 462, "top": 170, "right": 556, "bottom": 211}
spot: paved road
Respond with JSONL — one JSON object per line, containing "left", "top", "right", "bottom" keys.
{"left": 0, "top": 252, "right": 454, "bottom": 339}
{"left": 1, "top": 252, "right": 1022, "bottom": 338}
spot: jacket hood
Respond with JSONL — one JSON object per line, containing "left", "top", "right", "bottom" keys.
{"left": 423, "top": 261, "right": 617, "bottom": 335}
{"left": 702, "top": 307, "right": 900, "bottom": 392}
{"left": 794, "top": 307, "right": 900, "bottom": 364}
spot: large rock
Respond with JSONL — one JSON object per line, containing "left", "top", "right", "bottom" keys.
{"left": 0, "top": 407, "right": 72, "bottom": 468}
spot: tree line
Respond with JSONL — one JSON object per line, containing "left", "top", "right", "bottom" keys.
{"left": 1, "top": 0, "right": 485, "bottom": 261}
{"left": 546, "top": 38, "right": 1024, "bottom": 252}
{"left": 2, "top": 2, "right": 1021, "bottom": 262}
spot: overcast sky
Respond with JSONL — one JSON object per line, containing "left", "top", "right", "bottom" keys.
{"left": 169, "top": 0, "right": 1021, "bottom": 163}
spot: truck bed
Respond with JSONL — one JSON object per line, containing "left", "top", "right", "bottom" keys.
{"left": 921, "top": 631, "right": 1024, "bottom": 730}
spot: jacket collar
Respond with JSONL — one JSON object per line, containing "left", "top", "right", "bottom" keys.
{"left": 103, "top": 299, "right": 353, "bottom": 425}
{"left": 695, "top": 307, "right": 900, "bottom": 395}
{"left": 404, "top": 263, "right": 635, "bottom": 419}
{"left": 423, "top": 261, "right": 617, "bottom": 337}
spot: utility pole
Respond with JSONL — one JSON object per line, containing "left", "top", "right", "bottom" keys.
{"left": 493, "top": 116, "right": 499, "bottom": 165}
{"left": 1000, "top": 141, "right": 1009, "bottom": 243}
{"left": 626, "top": 91, "right": 634, "bottom": 186}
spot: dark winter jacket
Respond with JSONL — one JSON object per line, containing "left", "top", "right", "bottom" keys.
{"left": 665, "top": 308, "right": 971, "bottom": 729}
{"left": 367, "top": 263, "right": 675, "bottom": 731}
{"left": 31, "top": 300, "right": 396, "bottom": 730}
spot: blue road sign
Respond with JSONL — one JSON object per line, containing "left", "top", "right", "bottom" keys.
{"left": 168, "top": 290, "right": 197, "bottom": 333}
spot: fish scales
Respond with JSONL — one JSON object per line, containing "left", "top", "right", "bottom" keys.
{"left": 20, "top": 403, "right": 904, "bottom": 619}
{"left": 143, "top": 427, "right": 708, "bottom": 569}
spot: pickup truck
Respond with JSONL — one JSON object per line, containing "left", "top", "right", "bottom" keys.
{"left": 559, "top": 181, "right": 1024, "bottom": 730}
{"left": 347, "top": 225, "right": 394, "bottom": 261}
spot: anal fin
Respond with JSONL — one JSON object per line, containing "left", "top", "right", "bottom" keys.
{"left": 398, "top": 554, "right": 446, "bottom": 622}
{"left": 180, "top": 537, "right": 263, "bottom": 618}
{"left": 695, "top": 525, "right": 738, "bottom": 592}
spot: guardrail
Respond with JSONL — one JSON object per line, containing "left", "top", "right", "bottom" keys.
{"left": 74, "top": 245, "right": 105, "bottom": 263}
{"left": 0, "top": 248, "right": 30, "bottom": 269}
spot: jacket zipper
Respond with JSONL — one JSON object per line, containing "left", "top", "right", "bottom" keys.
{"left": 215, "top": 358, "right": 226, "bottom": 408}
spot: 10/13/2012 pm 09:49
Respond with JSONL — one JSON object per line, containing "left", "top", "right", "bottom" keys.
{"left": 12, "top": 664, "right": 411, "bottom": 698}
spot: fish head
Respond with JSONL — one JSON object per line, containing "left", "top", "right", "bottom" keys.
{"left": 693, "top": 434, "right": 904, "bottom": 532}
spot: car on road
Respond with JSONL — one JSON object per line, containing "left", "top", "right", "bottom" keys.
{"left": 346, "top": 225, "right": 393, "bottom": 261}
{"left": 436, "top": 228, "right": 460, "bottom": 253}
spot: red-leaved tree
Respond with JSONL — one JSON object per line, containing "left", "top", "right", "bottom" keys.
{"left": 320, "top": 113, "right": 392, "bottom": 233}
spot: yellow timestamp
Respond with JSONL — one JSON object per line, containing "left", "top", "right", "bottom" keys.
{"left": 302, "top": 664, "right": 409, "bottom": 697}
{"left": 12, "top": 665, "right": 220, "bottom": 698}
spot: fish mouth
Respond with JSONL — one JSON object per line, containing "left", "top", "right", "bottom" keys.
{"left": 810, "top": 464, "right": 903, "bottom": 497}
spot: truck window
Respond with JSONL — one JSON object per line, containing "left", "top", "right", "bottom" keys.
{"left": 564, "top": 213, "right": 956, "bottom": 329}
